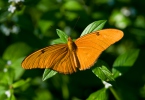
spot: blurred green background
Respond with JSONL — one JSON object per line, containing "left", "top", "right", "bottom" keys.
{"left": 0, "top": 0, "right": 145, "bottom": 100}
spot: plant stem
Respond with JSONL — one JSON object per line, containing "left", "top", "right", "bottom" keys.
{"left": 109, "top": 87, "right": 121, "bottom": 100}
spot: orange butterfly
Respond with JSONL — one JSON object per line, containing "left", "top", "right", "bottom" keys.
{"left": 22, "top": 29, "right": 123, "bottom": 74}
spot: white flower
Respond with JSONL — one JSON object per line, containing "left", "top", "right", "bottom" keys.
{"left": 8, "top": 0, "right": 24, "bottom": 3}
{"left": 7, "top": 60, "right": 12, "bottom": 65}
{"left": 0, "top": 24, "right": 11, "bottom": 36}
{"left": 0, "top": 24, "right": 20, "bottom": 36}
{"left": 3, "top": 68, "right": 8, "bottom": 72}
{"left": 15, "top": 0, "right": 24, "bottom": 3}
{"left": 8, "top": 0, "right": 13, "bottom": 2}
{"left": 102, "top": 81, "right": 112, "bottom": 89}
{"left": 11, "top": 25, "right": 20, "bottom": 34}
{"left": 121, "top": 7, "right": 131, "bottom": 17}
{"left": 5, "top": 90, "right": 11, "bottom": 98}
{"left": 8, "top": 5, "right": 16, "bottom": 13}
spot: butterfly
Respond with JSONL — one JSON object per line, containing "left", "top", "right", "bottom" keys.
{"left": 22, "top": 29, "right": 123, "bottom": 74}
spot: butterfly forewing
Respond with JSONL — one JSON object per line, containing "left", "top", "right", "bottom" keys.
{"left": 22, "top": 44, "right": 66, "bottom": 69}
{"left": 75, "top": 29, "right": 123, "bottom": 70}
{"left": 22, "top": 44, "right": 79, "bottom": 74}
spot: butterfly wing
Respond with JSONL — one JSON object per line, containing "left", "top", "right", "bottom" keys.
{"left": 22, "top": 44, "right": 78, "bottom": 74}
{"left": 22, "top": 29, "right": 123, "bottom": 74}
{"left": 75, "top": 29, "right": 123, "bottom": 70}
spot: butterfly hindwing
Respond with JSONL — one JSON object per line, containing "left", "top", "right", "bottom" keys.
{"left": 52, "top": 50, "right": 79, "bottom": 74}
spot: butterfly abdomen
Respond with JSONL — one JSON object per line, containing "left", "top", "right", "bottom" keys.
{"left": 67, "top": 37, "right": 81, "bottom": 71}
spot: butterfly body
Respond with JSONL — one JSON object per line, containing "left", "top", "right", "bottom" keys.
{"left": 22, "top": 29, "right": 123, "bottom": 74}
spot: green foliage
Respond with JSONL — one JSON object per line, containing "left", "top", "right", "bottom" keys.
{"left": 0, "top": 0, "right": 145, "bottom": 100}
{"left": 87, "top": 88, "right": 108, "bottom": 100}
{"left": 81, "top": 20, "right": 107, "bottom": 36}
{"left": 112, "top": 49, "right": 140, "bottom": 78}
{"left": 92, "top": 60, "right": 114, "bottom": 82}
{"left": 56, "top": 29, "right": 68, "bottom": 43}
{"left": 42, "top": 69, "right": 57, "bottom": 81}
{"left": 2, "top": 42, "right": 31, "bottom": 62}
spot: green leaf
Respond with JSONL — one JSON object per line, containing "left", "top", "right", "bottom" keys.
{"left": 33, "top": 90, "right": 53, "bottom": 100}
{"left": 81, "top": 20, "right": 107, "bottom": 36}
{"left": 50, "top": 38, "right": 65, "bottom": 45}
{"left": 42, "top": 69, "right": 57, "bottom": 81}
{"left": 0, "top": 58, "right": 6, "bottom": 69}
{"left": 12, "top": 78, "right": 31, "bottom": 88}
{"left": 9, "top": 94, "right": 16, "bottom": 100}
{"left": 0, "top": 11, "right": 9, "bottom": 22}
{"left": 2, "top": 42, "right": 32, "bottom": 62}
{"left": 92, "top": 60, "right": 114, "bottom": 81}
{"left": 56, "top": 29, "right": 68, "bottom": 43}
{"left": 0, "top": 71, "right": 8, "bottom": 85}
{"left": 0, "top": 85, "right": 7, "bottom": 100}
{"left": 11, "top": 57, "right": 25, "bottom": 80}
{"left": 38, "top": 20, "right": 54, "bottom": 33}
{"left": 112, "top": 49, "right": 140, "bottom": 78}
{"left": 87, "top": 88, "right": 108, "bottom": 100}
{"left": 64, "top": 0, "right": 83, "bottom": 10}
{"left": 6, "top": 68, "right": 15, "bottom": 85}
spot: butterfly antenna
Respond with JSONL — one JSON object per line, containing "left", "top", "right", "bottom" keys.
{"left": 72, "top": 16, "right": 80, "bottom": 31}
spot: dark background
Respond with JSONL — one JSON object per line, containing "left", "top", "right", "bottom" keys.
{"left": 0, "top": 0, "right": 145, "bottom": 100}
